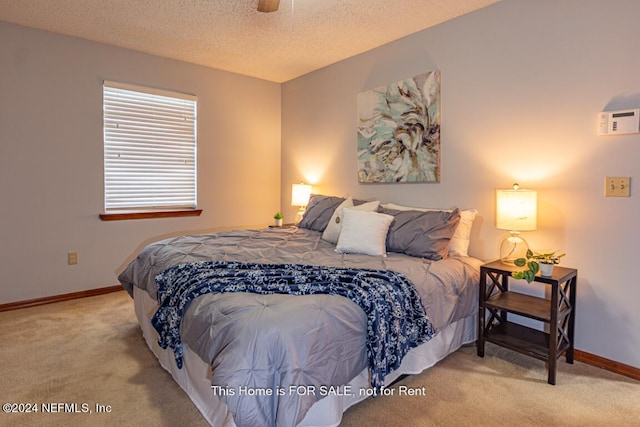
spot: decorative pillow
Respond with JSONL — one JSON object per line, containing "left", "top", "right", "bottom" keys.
{"left": 379, "top": 207, "right": 461, "bottom": 260}
{"left": 381, "top": 203, "right": 477, "bottom": 257}
{"left": 335, "top": 209, "right": 394, "bottom": 256}
{"left": 298, "top": 194, "right": 346, "bottom": 232}
{"left": 322, "top": 198, "right": 380, "bottom": 244}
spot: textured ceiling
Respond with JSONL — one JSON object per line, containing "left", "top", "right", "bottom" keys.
{"left": 0, "top": 0, "right": 501, "bottom": 83}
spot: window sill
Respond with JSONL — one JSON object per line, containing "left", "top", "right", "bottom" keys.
{"left": 99, "top": 209, "right": 203, "bottom": 221}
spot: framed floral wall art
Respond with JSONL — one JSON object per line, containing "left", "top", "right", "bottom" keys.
{"left": 357, "top": 70, "right": 441, "bottom": 183}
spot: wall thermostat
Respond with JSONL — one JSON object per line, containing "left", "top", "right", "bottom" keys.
{"left": 598, "top": 108, "right": 640, "bottom": 135}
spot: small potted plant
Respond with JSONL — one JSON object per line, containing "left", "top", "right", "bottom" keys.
{"left": 533, "top": 250, "right": 566, "bottom": 277}
{"left": 273, "top": 212, "right": 283, "bottom": 227}
{"left": 512, "top": 250, "right": 566, "bottom": 282}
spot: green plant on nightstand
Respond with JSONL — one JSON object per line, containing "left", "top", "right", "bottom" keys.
{"left": 273, "top": 212, "right": 283, "bottom": 226}
{"left": 512, "top": 249, "right": 566, "bottom": 282}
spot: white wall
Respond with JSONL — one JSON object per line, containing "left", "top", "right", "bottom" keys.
{"left": 282, "top": 0, "right": 640, "bottom": 368}
{"left": 0, "top": 22, "right": 282, "bottom": 304}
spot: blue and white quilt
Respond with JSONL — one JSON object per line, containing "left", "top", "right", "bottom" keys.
{"left": 152, "top": 260, "right": 436, "bottom": 391}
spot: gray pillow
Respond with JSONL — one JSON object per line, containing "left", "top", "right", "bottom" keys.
{"left": 379, "top": 207, "right": 461, "bottom": 260}
{"left": 298, "top": 194, "right": 346, "bottom": 232}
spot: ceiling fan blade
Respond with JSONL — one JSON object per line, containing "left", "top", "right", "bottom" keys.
{"left": 257, "top": 0, "right": 280, "bottom": 13}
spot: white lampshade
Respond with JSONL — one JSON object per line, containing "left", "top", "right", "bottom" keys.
{"left": 291, "top": 183, "right": 312, "bottom": 207}
{"left": 496, "top": 184, "right": 537, "bottom": 265}
{"left": 496, "top": 186, "right": 537, "bottom": 231}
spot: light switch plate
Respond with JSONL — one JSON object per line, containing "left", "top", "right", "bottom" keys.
{"left": 604, "top": 177, "right": 631, "bottom": 197}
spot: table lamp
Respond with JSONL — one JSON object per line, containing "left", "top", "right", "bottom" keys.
{"left": 291, "top": 183, "right": 312, "bottom": 224}
{"left": 496, "top": 183, "right": 537, "bottom": 265}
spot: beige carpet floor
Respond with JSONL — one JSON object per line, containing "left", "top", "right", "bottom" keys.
{"left": 1, "top": 290, "right": 638, "bottom": 427}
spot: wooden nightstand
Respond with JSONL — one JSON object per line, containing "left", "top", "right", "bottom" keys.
{"left": 476, "top": 260, "right": 577, "bottom": 385}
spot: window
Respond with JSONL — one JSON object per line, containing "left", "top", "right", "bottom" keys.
{"left": 103, "top": 81, "right": 197, "bottom": 215}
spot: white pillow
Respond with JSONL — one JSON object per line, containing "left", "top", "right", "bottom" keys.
{"left": 322, "top": 198, "right": 380, "bottom": 244}
{"left": 335, "top": 209, "right": 394, "bottom": 256}
{"left": 381, "top": 203, "right": 477, "bottom": 257}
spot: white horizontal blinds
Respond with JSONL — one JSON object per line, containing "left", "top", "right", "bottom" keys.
{"left": 103, "top": 81, "right": 197, "bottom": 211}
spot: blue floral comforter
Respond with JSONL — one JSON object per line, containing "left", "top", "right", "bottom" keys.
{"left": 152, "top": 260, "right": 436, "bottom": 391}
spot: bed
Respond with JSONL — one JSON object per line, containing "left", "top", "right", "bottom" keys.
{"left": 118, "top": 195, "right": 481, "bottom": 427}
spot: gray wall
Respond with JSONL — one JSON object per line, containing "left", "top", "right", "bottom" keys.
{"left": 0, "top": 22, "right": 282, "bottom": 304}
{"left": 282, "top": 0, "right": 640, "bottom": 368}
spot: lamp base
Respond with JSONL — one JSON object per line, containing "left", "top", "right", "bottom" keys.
{"left": 294, "top": 207, "right": 306, "bottom": 225}
{"left": 500, "top": 231, "right": 529, "bottom": 265}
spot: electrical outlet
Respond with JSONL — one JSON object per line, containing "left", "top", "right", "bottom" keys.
{"left": 67, "top": 251, "right": 78, "bottom": 265}
{"left": 604, "top": 177, "right": 631, "bottom": 197}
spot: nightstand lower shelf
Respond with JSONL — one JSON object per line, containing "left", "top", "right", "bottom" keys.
{"left": 484, "top": 322, "right": 570, "bottom": 362}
